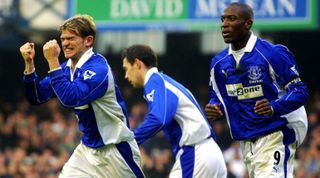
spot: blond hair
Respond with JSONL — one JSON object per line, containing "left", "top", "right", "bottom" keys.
{"left": 59, "top": 14, "right": 96, "bottom": 45}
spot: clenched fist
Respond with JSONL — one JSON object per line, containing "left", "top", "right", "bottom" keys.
{"left": 254, "top": 98, "right": 273, "bottom": 116}
{"left": 20, "top": 42, "right": 35, "bottom": 74}
{"left": 43, "top": 39, "right": 61, "bottom": 70}
{"left": 204, "top": 104, "right": 223, "bottom": 121}
{"left": 20, "top": 42, "right": 35, "bottom": 63}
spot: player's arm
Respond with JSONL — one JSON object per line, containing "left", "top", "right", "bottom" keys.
{"left": 20, "top": 42, "right": 54, "bottom": 104}
{"left": 254, "top": 98, "right": 273, "bottom": 116}
{"left": 205, "top": 58, "right": 224, "bottom": 120}
{"left": 134, "top": 76, "right": 177, "bottom": 144}
{"left": 206, "top": 85, "right": 224, "bottom": 120}
{"left": 43, "top": 39, "right": 109, "bottom": 107}
{"left": 205, "top": 103, "right": 223, "bottom": 120}
{"left": 49, "top": 59, "right": 109, "bottom": 107}
{"left": 43, "top": 40, "right": 61, "bottom": 71}
{"left": 20, "top": 42, "right": 35, "bottom": 74}
{"left": 23, "top": 74, "right": 54, "bottom": 105}
{"left": 267, "top": 45, "right": 309, "bottom": 116}
{"left": 133, "top": 113, "right": 165, "bottom": 145}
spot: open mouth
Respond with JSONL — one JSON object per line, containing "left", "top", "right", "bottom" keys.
{"left": 222, "top": 31, "right": 231, "bottom": 38}
{"left": 64, "top": 48, "right": 74, "bottom": 56}
{"left": 64, "top": 48, "right": 73, "bottom": 52}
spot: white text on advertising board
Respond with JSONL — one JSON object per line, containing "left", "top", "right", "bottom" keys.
{"left": 194, "top": 0, "right": 297, "bottom": 18}
{"left": 111, "top": 0, "right": 184, "bottom": 19}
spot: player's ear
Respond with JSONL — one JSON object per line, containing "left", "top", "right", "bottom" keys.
{"left": 245, "top": 19, "right": 253, "bottom": 30}
{"left": 134, "top": 58, "right": 142, "bottom": 69}
{"left": 85, "top": 35, "right": 94, "bottom": 47}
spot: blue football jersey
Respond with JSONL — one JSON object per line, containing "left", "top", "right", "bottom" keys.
{"left": 134, "top": 68, "right": 216, "bottom": 155}
{"left": 24, "top": 48, "right": 134, "bottom": 148}
{"left": 208, "top": 33, "right": 308, "bottom": 142}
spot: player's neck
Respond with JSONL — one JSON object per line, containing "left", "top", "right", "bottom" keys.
{"left": 232, "top": 33, "right": 251, "bottom": 50}
{"left": 70, "top": 58, "right": 79, "bottom": 73}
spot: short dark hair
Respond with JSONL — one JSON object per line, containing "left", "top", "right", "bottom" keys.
{"left": 121, "top": 44, "right": 157, "bottom": 68}
{"left": 228, "top": 2, "right": 254, "bottom": 20}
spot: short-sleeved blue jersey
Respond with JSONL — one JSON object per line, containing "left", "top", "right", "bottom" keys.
{"left": 23, "top": 48, "right": 134, "bottom": 148}
{"left": 134, "top": 68, "right": 216, "bottom": 155}
{"left": 209, "top": 33, "right": 308, "bottom": 142}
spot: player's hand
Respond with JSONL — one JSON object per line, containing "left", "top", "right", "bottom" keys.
{"left": 20, "top": 42, "right": 35, "bottom": 63}
{"left": 43, "top": 39, "right": 61, "bottom": 61}
{"left": 205, "top": 104, "right": 223, "bottom": 121}
{"left": 43, "top": 39, "right": 61, "bottom": 70}
{"left": 254, "top": 99, "right": 273, "bottom": 116}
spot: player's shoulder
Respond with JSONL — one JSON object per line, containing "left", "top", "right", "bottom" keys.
{"left": 87, "top": 52, "right": 108, "bottom": 65}
{"left": 149, "top": 72, "right": 165, "bottom": 84}
{"left": 255, "top": 38, "right": 290, "bottom": 54}
{"left": 145, "top": 72, "right": 166, "bottom": 90}
{"left": 255, "top": 38, "right": 274, "bottom": 51}
{"left": 214, "top": 47, "right": 229, "bottom": 59}
{"left": 85, "top": 52, "right": 109, "bottom": 69}
{"left": 210, "top": 48, "right": 229, "bottom": 67}
{"left": 255, "top": 38, "right": 293, "bottom": 60}
{"left": 77, "top": 53, "right": 110, "bottom": 79}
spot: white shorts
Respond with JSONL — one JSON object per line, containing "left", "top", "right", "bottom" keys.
{"left": 169, "top": 138, "right": 227, "bottom": 178}
{"left": 240, "top": 127, "right": 297, "bottom": 178}
{"left": 59, "top": 140, "right": 144, "bottom": 178}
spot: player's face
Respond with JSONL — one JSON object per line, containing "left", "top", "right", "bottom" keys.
{"left": 123, "top": 58, "right": 144, "bottom": 88}
{"left": 60, "top": 30, "right": 88, "bottom": 61}
{"left": 221, "top": 5, "right": 249, "bottom": 44}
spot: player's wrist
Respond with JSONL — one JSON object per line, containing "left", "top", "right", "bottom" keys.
{"left": 48, "top": 59, "right": 60, "bottom": 71}
{"left": 24, "top": 63, "right": 35, "bottom": 75}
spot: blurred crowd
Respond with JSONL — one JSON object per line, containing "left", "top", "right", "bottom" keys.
{"left": 0, "top": 88, "right": 320, "bottom": 178}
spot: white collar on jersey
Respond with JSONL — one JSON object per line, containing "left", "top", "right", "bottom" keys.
{"left": 144, "top": 67, "right": 158, "bottom": 86}
{"left": 228, "top": 32, "right": 257, "bottom": 55}
{"left": 66, "top": 47, "right": 94, "bottom": 69}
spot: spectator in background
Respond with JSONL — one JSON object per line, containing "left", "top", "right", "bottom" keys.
{"left": 0, "top": 99, "right": 80, "bottom": 177}
{"left": 129, "top": 101, "right": 148, "bottom": 129}
{"left": 129, "top": 101, "right": 174, "bottom": 177}
{"left": 223, "top": 142, "right": 247, "bottom": 178}
{"left": 305, "top": 125, "right": 320, "bottom": 176}
{"left": 19, "top": 14, "right": 144, "bottom": 177}
{"left": 205, "top": 2, "right": 309, "bottom": 178}
{"left": 121, "top": 44, "right": 227, "bottom": 178}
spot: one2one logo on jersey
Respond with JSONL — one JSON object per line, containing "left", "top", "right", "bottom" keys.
{"left": 145, "top": 89, "right": 155, "bottom": 102}
{"left": 226, "top": 84, "right": 263, "bottom": 100}
{"left": 83, "top": 70, "right": 96, "bottom": 80}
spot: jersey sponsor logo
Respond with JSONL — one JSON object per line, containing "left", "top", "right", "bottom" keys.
{"left": 285, "top": 77, "right": 301, "bottom": 89}
{"left": 83, "top": 70, "right": 96, "bottom": 80}
{"left": 145, "top": 89, "right": 155, "bottom": 102}
{"left": 226, "top": 84, "right": 263, "bottom": 100}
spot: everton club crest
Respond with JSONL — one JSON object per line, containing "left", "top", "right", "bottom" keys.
{"left": 248, "top": 66, "right": 262, "bottom": 83}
